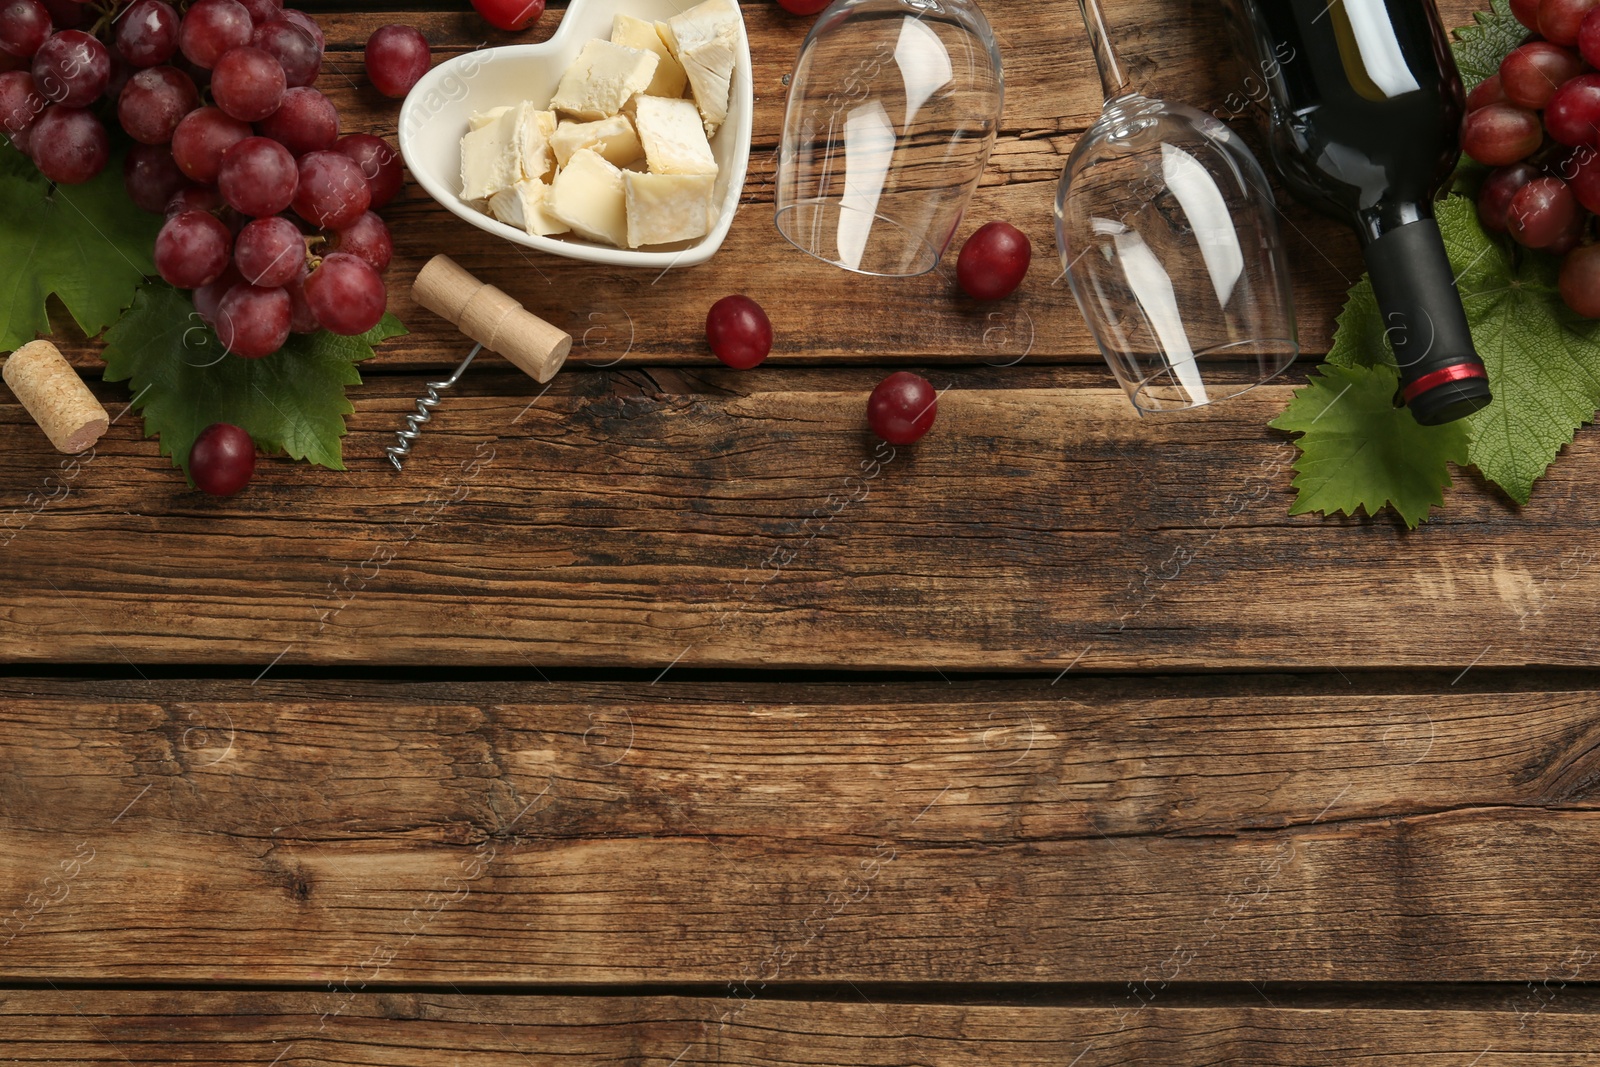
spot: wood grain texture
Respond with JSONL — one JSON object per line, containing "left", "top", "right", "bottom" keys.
{"left": 2, "top": 366, "right": 1595, "bottom": 670}
{"left": 5, "top": 990, "right": 1600, "bottom": 1066}
{"left": 43, "top": 0, "right": 1457, "bottom": 374}
{"left": 2, "top": 677, "right": 1598, "bottom": 984}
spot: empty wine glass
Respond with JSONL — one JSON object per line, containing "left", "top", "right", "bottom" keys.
{"left": 775, "top": 0, "right": 1003, "bottom": 277}
{"left": 1057, "top": 0, "right": 1298, "bottom": 413}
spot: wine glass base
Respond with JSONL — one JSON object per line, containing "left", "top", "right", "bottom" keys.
{"left": 775, "top": 199, "right": 948, "bottom": 278}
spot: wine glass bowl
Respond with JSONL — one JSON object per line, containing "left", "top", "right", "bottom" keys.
{"left": 1055, "top": 0, "right": 1298, "bottom": 414}
{"left": 774, "top": 0, "right": 1003, "bottom": 277}
{"left": 1056, "top": 94, "right": 1299, "bottom": 412}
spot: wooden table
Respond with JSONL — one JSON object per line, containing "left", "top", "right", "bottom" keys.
{"left": 6, "top": 0, "right": 1600, "bottom": 1061}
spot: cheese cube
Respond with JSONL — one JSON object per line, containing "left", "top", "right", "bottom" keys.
{"left": 468, "top": 105, "right": 512, "bottom": 131}
{"left": 514, "top": 104, "right": 559, "bottom": 181}
{"left": 550, "top": 40, "right": 659, "bottom": 121}
{"left": 488, "top": 178, "right": 570, "bottom": 237}
{"left": 551, "top": 114, "right": 643, "bottom": 169}
{"left": 634, "top": 95, "right": 717, "bottom": 176}
{"left": 612, "top": 13, "right": 688, "bottom": 100}
{"left": 665, "top": 0, "right": 740, "bottom": 136}
{"left": 624, "top": 171, "right": 716, "bottom": 247}
{"left": 460, "top": 107, "right": 523, "bottom": 201}
{"left": 547, "top": 148, "right": 629, "bottom": 248}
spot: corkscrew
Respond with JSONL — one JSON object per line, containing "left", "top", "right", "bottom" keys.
{"left": 387, "top": 255, "right": 574, "bottom": 471}
{"left": 386, "top": 343, "right": 483, "bottom": 471}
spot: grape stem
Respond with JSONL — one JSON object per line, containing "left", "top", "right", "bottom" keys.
{"left": 88, "top": 1, "right": 124, "bottom": 41}
{"left": 304, "top": 234, "right": 327, "bottom": 272}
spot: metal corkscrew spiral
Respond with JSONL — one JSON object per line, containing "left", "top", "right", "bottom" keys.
{"left": 390, "top": 256, "right": 575, "bottom": 472}
{"left": 386, "top": 343, "right": 483, "bottom": 471}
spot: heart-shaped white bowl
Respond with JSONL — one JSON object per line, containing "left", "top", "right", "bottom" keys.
{"left": 397, "top": 0, "right": 753, "bottom": 269}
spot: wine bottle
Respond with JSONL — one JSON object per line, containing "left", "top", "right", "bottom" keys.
{"left": 1221, "top": 0, "right": 1491, "bottom": 425}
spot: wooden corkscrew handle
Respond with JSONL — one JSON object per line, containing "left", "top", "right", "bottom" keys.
{"left": 411, "top": 255, "right": 573, "bottom": 383}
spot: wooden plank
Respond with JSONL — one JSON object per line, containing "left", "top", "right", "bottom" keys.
{"left": 43, "top": 0, "right": 1391, "bottom": 374}
{"left": 4, "top": 990, "right": 1600, "bottom": 1065}
{"left": 2, "top": 366, "right": 1595, "bottom": 670}
{"left": 2, "top": 678, "right": 1599, "bottom": 984}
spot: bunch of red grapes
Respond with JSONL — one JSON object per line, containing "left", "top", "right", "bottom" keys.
{"left": 0, "top": 0, "right": 419, "bottom": 358}
{"left": 1462, "top": 0, "right": 1600, "bottom": 317}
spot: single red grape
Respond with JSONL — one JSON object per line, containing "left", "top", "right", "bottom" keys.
{"left": 292, "top": 148, "right": 369, "bottom": 229}
{"left": 155, "top": 209, "right": 232, "bottom": 287}
{"left": 1582, "top": 8, "right": 1600, "bottom": 68}
{"left": 256, "top": 84, "right": 337, "bottom": 155}
{"left": 1500, "top": 41, "right": 1586, "bottom": 109}
{"left": 123, "top": 141, "right": 188, "bottom": 212}
{"left": 705, "top": 295, "right": 772, "bottom": 368}
{"left": 215, "top": 282, "right": 291, "bottom": 358}
{"left": 0, "top": 68, "right": 44, "bottom": 133}
{"left": 776, "top": 0, "right": 830, "bottom": 14}
{"left": 116, "top": 64, "right": 198, "bottom": 144}
{"left": 1478, "top": 162, "right": 1542, "bottom": 232}
{"left": 216, "top": 134, "right": 298, "bottom": 216}
{"left": 1547, "top": 72, "right": 1600, "bottom": 147}
{"left": 279, "top": 8, "right": 323, "bottom": 52}
{"left": 171, "top": 104, "right": 250, "bottom": 182}
{"left": 364, "top": 24, "right": 428, "bottom": 98}
{"left": 179, "top": 0, "right": 252, "bottom": 69}
{"left": 0, "top": 0, "right": 52, "bottom": 58}
{"left": 304, "top": 252, "right": 385, "bottom": 335}
{"left": 211, "top": 45, "right": 286, "bottom": 121}
{"left": 189, "top": 422, "right": 256, "bottom": 496}
{"left": 470, "top": 0, "right": 545, "bottom": 31}
{"left": 867, "top": 371, "right": 937, "bottom": 445}
{"left": 1466, "top": 74, "right": 1509, "bottom": 113}
{"left": 1541, "top": 0, "right": 1600, "bottom": 46}
{"left": 250, "top": 17, "right": 319, "bottom": 87}
{"left": 115, "top": 0, "right": 179, "bottom": 67}
{"left": 956, "top": 221, "right": 1032, "bottom": 300}
{"left": 1507, "top": 176, "right": 1579, "bottom": 248}
{"left": 1561, "top": 242, "right": 1600, "bottom": 317}
{"left": 28, "top": 103, "right": 105, "bottom": 182}
{"left": 331, "top": 210, "right": 391, "bottom": 272}
{"left": 234, "top": 214, "right": 305, "bottom": 286}
{"left": 333, "top": 132, "right": 402, "bottom": 207}
{"left": 1462, "top": 102, "right": 1544, "bottom": 162}
{"left": 1513, "top": 0, "right": 1543, "bottom": 28}
{"left": 31, "top": 29, "right": 108, "bottom": 106}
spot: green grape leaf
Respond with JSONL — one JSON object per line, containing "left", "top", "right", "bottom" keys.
{"left": 1452, "top": 0, "right": 1526, "bottom": 91}
{"left": 0, "top": 140, "right": 162, "bottom": 352}
{"left": 1324, "top": 196, "right": 1600, "bottom": 505}
{"left": 1323, "top": 270, "right": 1386, "bottom": 373}
{"left": 100, "top": 283, "right": 406, "bottom": 479}
{"left": 1270, "top": 363, "right": 1473, "bottom": 528}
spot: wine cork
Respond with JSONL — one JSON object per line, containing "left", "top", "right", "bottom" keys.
{"left": 2, "top": 340, "right": 109, "bottom": 454}
{"left": 412, "top": 255, "right": 572, "bottom": 383}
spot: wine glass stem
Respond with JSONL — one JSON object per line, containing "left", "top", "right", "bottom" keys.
{"left": 1077, "top": 0, "right": 1132, "bottom": 102}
